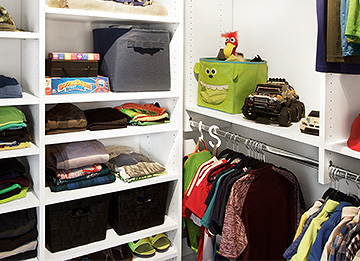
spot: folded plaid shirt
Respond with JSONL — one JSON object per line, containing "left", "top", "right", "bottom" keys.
{"left": 48, "top": 173, "right": 115, "bottom": 192}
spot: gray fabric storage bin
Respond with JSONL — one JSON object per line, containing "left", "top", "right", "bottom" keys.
{"left": 93, "top": 27, "right": 171, "bottom": 92}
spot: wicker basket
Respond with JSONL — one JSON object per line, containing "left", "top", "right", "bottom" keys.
{"left": 108, "top": 182, "right": 169, "bottom": 235}
{"left": 45, "top": 194, "right": 110, "bottom": 252}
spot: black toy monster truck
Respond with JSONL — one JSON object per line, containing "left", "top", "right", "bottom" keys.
{"left": 242, "top": 78, "right": 305, "bottom": 127}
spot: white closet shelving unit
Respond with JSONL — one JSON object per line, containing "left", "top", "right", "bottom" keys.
{"left": 0, "top": 0, "right": 183, "bottom": 260}
{"left": 183, "top": 0, "right": 360, "bottom": 207}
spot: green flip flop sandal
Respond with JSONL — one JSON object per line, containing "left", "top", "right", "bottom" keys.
{"left": 128, "top": 237, "right": 155, "bottom": 257}
{"left": 149, "top": 233, "right": 171, "bottom": 252}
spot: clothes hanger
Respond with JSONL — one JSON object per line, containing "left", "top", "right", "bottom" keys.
{"left": 328, "top": 169, "right": 347, "bottom": 202}
{"left": 322, "top": 164, "right": 337, "bottom": 200}
{"left": 341, "top": 172, "right": 358, "bottom": 204}
{"left": 353, "top": 176, "right": 360, "bottom": 207}
{"left": 208, "top": 125, "right": 221, "bottom": 157}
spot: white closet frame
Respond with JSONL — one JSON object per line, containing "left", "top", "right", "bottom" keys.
{"left": 0, "top": 0, "right": 183, "bottom": 260}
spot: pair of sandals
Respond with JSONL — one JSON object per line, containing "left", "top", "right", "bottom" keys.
{"left": 128, "top": 233, "right": 170, "bottom": 257}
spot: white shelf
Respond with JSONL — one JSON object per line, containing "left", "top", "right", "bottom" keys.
{"left": 325, "top": 139, "right": 360, "bottom": 159}
{"left": 0, "top": 142, "right": 39, "bottom": 159}
{"left": 0, "top": 92, "right": 39, "bottom": 106}
{"left": 45, "top": 215, "right": 178, "bottom": 261}
{"left": 0, "top": 31, "right": 40, "bottom": 40}
{"left": 44, "top": 122, "right": 179, "bottom": 145}
{"left": 186, "top": 105, "right": 320, "bottom": 147}
{"left": 44, "top": 91, "right": 179, "bottom": 104}
{"left": 45, "top": 172, "right": 178, "bottom": 205}
{"left": 45, "top": 6, "right": 180, "bottom": 24}
{"left": 0, "top": 190, "right": 39, "bottom": 215}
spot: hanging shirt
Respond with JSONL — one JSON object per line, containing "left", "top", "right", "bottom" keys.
{"left": 200, "top": 168, "right": 241, "bottom": 230}
{"left": 240, "top": 164, "right": 297, "bottom": 260}
{"left": 291, "top": 199, "right": 339, "bottom": 261}
{"left": 346, "top": 233, "right": 360, "bottom": 260}
{"left": 218, "top": 173, "right": 255, "bottom": 259}
{"left": 309, "top": 201, "right": 351, "bottom": 260}
{"left": 335, "top": 219, "right": 360, "bottom": 260}
{"left": 345, "top": 0, "right": 360, "bottom": 44}
{"left": 183, "top": 140, "right": 212, "bottom": 192}
{"left": 316, "top": 0, "right": 360, "bottom": 73}
{"left": 330, "top": 218, "right": 358, "bottom": 260}
{"left": 183, "top": 157, "right": 228, "bottom": 219}
{"left": 284, "top": 202, "right": 325, "bottom": 260}
{"left": 321, "top": 206, "right": 359, "bottom": 260}
{"left": 294, "top": 199, "right": 324, "bottom": 240}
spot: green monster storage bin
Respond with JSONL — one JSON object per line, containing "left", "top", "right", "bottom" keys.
{"left": 194, "top": 58, "right": 267, "bottom": 114}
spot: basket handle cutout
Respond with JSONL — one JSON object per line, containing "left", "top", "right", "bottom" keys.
{"left": 72, "top": 206, "right": 90, "bottom": 217}
{"left": 137, "top": 194, "right": 152, "bottom": 204}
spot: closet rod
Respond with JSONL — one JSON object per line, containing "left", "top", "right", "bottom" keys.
{"left": 189, "top": 120, "right": 319, "bottom": 169}
{"left": 329, "top": 164, "right": 360, "bottom": 184}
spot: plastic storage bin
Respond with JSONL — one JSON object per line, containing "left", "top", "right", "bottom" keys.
{"left": 45, "top": 194, "right": 110, "bottom": 252}
{"left": 194, "top": 58, "right": 267, "bottom": 114}
{"left": 108, "top": 182, "right": 169, "bottom": 235}
{"left": 93, "top": 27, "right": 171, "bottom": 92}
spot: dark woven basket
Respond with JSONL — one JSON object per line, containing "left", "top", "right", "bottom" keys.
{"left": 45, "top": 194, "right": 110, "bottom": 253}
{"left": 108, "top": 182, "right": 169, "bottom": 235}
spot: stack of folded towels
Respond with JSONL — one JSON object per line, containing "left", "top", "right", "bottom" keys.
{"left": 0, "top": 158, "right": 30, "bottom": 204}
{"left": 46, "top": 140, "right": 115, "bottom": 192}
{"left": 106, "top": 145, "right": 167, "bottom": 183}
{"left": 0, "top": 208, "right": 38, "bottom": 260}
{"left": 0, "top": 106, "right": 30, "bottom": 151}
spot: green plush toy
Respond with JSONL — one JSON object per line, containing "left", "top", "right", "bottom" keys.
{"left": 194, "top": 58, "right": 267, "bottom": 114}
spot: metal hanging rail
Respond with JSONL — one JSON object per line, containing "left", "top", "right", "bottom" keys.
{"left": 189, "top": 120, "right": 319, "bottom": 168}
{"left": 329, "top": 163, "right": 360, "bottom": 183}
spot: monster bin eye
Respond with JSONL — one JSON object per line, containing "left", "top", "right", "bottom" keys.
{"left": 211, "top": 68, "right": 217, "bottom": 75}
{"left": 205, "top": 68, "right": 210, "bottom": 75}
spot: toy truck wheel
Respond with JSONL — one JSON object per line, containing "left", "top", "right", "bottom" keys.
{"left": 242, "top": 105, "right": 257, "bottom": 120}
{"left": 290, "top": 103, "right": 301, "bottom": 122}
{"left": 278, "top": 107, "right": 292, "bottom": 126}
{"left": 296, "top": 101, "right": 305, "bottom": 118}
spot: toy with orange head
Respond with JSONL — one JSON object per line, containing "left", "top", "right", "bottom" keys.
{"left": 221, "top": 31, "right": 238, "bottom": 57}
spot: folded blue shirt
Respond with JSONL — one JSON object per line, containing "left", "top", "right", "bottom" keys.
{"left": 0, "top": 75, "right": 22, "bottom": 98}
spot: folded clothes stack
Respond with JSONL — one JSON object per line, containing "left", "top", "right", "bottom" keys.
{"left": 105, "top": 145, "right": 167, "bottom": 183}
{"left": 0, "top": 208, "right": 38, "bottom": 260}
{"left": 115, "top": 102, "right": 170, "bottom": 126}
{"left": 0, "top": 158, "right": 31, "bottom": 204}
{"left": 0, "top": 75, "right": 22, "bottom": 98}
{"left": 46, "top": 140, "right": 115, "bottom": 192}
{"left": 46, "top": 104, "right": 128, "bottom": 135}
{"left": 0, "top": 106, "right": 30, "bottom": 151}
{"left": 83, "top": 107, "right": 128, "bottom": 131}
{"left": 45, "top": 103, "right": 87, "bottom": 135}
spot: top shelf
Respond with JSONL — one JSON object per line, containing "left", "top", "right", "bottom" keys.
{"left": 44, "top": 90, "right": 179, "bottom": 104}
{"left": 45, "top": 6, "right": 180, "bottom": 24}
{"left": 0, "top": 31, "right": 40, "bottom": 40}
{"left": 186, "top": 105, "right": 320, "bottom": 147}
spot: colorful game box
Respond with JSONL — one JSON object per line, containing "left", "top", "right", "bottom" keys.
{"left": 48, "top": 52, "right": 100, "bottom": 60}
{"left": 45, "top": 76, "right": 110, "bottom": 95}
